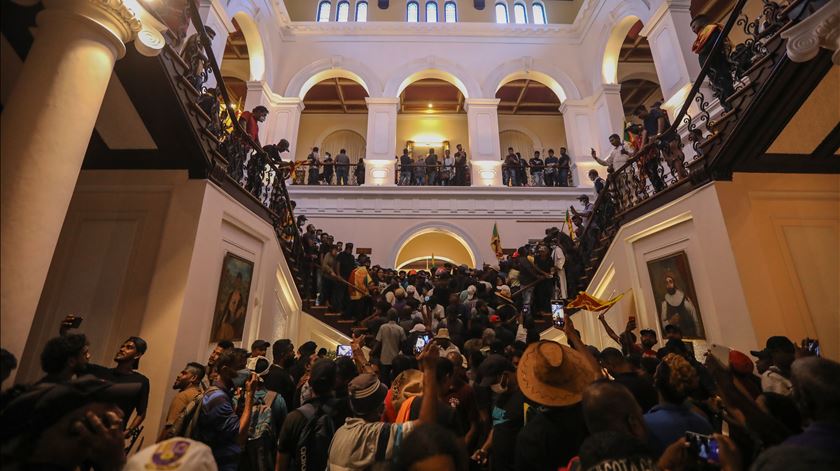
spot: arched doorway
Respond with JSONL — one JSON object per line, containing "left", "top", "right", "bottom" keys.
{"left": 616, "top": 20, "right": 664, "bottom": 123}
{"left": 394, "top": 228, "right": 476, "bottom": 269}
{"left": 221, "top": 18, "right": 250, "bottom": 109}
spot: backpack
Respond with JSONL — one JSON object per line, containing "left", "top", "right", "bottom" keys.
{"left": 244, "top": 390, "right": 279, "bottom": 440}
{"left": 291, "top": 400, "right": 337, "bottom": 471}
{"left": 167, "top": 386, "right": 221, "bottom": 440}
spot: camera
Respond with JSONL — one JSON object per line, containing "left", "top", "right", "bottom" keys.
{"left": 245, "top": 356, "right": 272, "bottom": 377}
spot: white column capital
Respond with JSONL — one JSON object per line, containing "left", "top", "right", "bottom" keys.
{"left": 781, "top": 1, "right": 840, "bottom": 65}
{"left": 464, "top": 98, "right": 501, "bottom": 112}
{"left": 365, "top": 97, "right": 401, "bottom": 106}
{"left": 642, "top": 0, "right": 692, "bottom": 35}
{"left": 40, "top": 0, "right": 166, "bottom": 58}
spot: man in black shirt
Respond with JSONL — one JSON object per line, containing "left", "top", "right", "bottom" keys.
{"left": 335, "top": 243, "right": 356, "bottom": 317}
{"left": 634, "top": 105, "right": 667, "bottom": 192}
{"left": 544, "top": 149, "right": 558, "bottom": 187}
{"left": 399, "top": 148, "right": 413, "bottom": 185}
{"left": 87, "top": 336, "right": 150, "bottom": 435}
{"left": 589, "top": 169, "right": 605, "bottom": 194}
{"left": 598, "top": 348, "right": 658, "bottom": 413}
{"left": 263, "top": 339, "right": 296, "bottom": 408}
{"left": 557, "top": 147, "right": 572, "bottom": 187}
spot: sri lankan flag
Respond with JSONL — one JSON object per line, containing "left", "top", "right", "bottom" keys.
{"left": 566, "top": 291, "right": 625, "bottom": 311}
{"left": 491, "top": 222, "right": 503, "bottom": 259}
{"left": 565, "top": 210, "right": 576, "bottom": 242}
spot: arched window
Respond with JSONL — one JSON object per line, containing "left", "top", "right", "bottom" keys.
{"left": 495, "top": 3, "right": 508, "bottom": 23}
{"left": 356, "top": 1, "right": 368, "bottom": 21}
{"left": 336, "top": 1, "right": 350, "bottom": 21}
{"left": 444, "top": 1, "right": 457, "bottom": 22}
{"left": 407, "top": 1, "right": 419, "bottom": 22}
{"left": 532, "top": 2, "right": 546, "bottom": 25}
{"left": 317, "top": 1, "right": 331, "bottom": 22}
{"left": 426, "top": 1, "right": 438, "bottom": 22}
{"left": 513, "top": 3, "right": 527, "bottom": 23}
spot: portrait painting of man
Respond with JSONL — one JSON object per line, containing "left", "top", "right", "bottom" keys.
{"left": 210, "top": 253, "right": 254, "bottom": 342}
{"left": 646, "top": 251, "right": 706, "bottom": 339}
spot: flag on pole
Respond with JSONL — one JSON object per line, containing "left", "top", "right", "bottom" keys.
{"left": 491, "top": 222, "right": 504, "bottom": 259}
{"left": 565, "top": 210, "right": 576, "bottom": 242}
{"left": 566, "top": 291, "right": 626, "bottom": 311}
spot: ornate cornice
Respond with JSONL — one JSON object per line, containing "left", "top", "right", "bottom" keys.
{"left": 38, "top": 0, "right": 165, "bottom": 57}
{"left": 781, "top": 0, "right": 840, "bottom": 65}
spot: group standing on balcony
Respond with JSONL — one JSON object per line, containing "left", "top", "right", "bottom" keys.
{"left": 503, "top": 147, "right": 574, "bottom": 187}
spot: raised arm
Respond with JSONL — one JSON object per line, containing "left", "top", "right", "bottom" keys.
{"left": 591, "top": 148, "right": 609, "bottom": 167}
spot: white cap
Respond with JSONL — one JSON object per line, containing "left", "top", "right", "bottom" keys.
{"left": 124, "top": 438, "right": 218, "bottom": 471}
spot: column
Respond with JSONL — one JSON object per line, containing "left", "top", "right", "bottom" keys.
{"left": 640, "top": 0, "right": 702, "bottom": 117}
{"left": 560, "top": 100, "right": 598, "bottom": 186}
{"left": 0, "top": 0, "right": 163, "bottom": 359}
{"left": 271, "top": 98, "right": 305, "bottom": 156}
{"left": 191, "top": 0, "right": 234, "bottom": 88}
{"left": 591, "top": 84, "right": 625, "bottom": 151}
{"left": 364, "top": 97, "right": 399, "bottom": 186}
{"left": 465, "top": 98, "right": 502, "bottom": 186}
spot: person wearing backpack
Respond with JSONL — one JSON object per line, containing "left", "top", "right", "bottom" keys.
{"left": 276, "top": 358, "right": 339, "bottom": 471}
{"left": 193, "top": 348, "right": 258, "bottom": 471}
{"left": 233, "top": 372, "right": 287, "bottom": 471}
{"left": 327, "top": 343, "right": 441, "bottom": 470}
{"left": 158, "top": 362, "right": 205, "bottom": 441}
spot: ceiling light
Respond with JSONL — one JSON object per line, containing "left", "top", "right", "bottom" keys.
{"left": 427, "top": 103, "right": 433, "bottom": 108}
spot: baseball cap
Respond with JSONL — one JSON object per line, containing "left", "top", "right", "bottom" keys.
{"left": 477, "top": 354, "right": 516, "bottom": 387}
{"left": 750, "top": 336, "right": 795, "bottom": 358}
{"left": 124, "top": 438, "right": 217, "bottom": 470}
{"left": 348, "top": 373, "right": 388, "bottom": 415}
{"left": 728, "top": 350, "right": 754, "bottom": 375}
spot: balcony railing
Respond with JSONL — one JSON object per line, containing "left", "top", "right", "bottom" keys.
{"left": 577, "top": 0, "right": 816, "bottom": 287}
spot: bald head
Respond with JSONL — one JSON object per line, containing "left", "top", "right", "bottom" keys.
{"left": 583, "top": 380, "right": 646, "bottom": 440}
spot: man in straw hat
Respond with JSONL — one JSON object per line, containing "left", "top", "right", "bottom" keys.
{"left": 327, "top": 345, "right": 441, "bottom": 470}
{"left": 515, "top": 317, "right": 602, "bottom": 470}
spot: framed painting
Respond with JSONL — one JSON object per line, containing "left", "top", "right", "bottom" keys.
{"left": 646, "top": 251, "right": 706, "bottom": 339}
{"left": 210, "top": 252, "right": 254, "bottom": 342}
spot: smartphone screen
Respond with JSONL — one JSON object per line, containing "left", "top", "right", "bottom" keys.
{"left": 414, "top": 334, "right": 430, "bottom": 353}
{"left": 551, "top": 301, "right": 564, "bottom": 328}
{"left": 336, "top": 345, "right": 352, "bottom": 357}
{"left": 687, "top": 432, "right": 719, "bottom": 464}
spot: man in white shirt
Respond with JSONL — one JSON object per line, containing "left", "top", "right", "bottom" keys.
{"left": 750, "top": 336, "right": 795, "bottom": 396}
{"left": 591, "top": 134, "right": 634, "bottom": 208}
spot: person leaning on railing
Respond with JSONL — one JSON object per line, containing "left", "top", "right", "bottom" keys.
{"left": 590, "top": 133, "right": 632, "bottom": 207}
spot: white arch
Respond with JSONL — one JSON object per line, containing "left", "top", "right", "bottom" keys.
{"left": 498, "top": 125, "right": 543, "bottom": 151}
{"left": 593, "top": 1, "right": 653, "bottom": 87}
{"left": 284, "top": 56, "right": 383, "bottom": 98}
{"left": 396, "top": 256, "right": 459, "bottom": 271}
{"left": 230, "top": 12, "right": 266, "bottom": 82}
{"left": 389, "top": 221, "right": 481, "bottom": 268}
{"left": 383, "top": 56, "right": 483, "bottom": 99}
{"left": 617, "top": 68, "right": 660, "bottom": 85}
{"left": 313, "top": 127, "right": 367, "bottom": 149}
{"left": 484, "top": 57, "right": 582, "bottom": 102}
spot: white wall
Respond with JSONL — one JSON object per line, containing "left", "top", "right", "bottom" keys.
{"left": 289, "top": 185, "right": 594, "bottom": 267}
{"left": 18, "top": 170, "right": 304, "bottom": 446}
{"left": 579, "top": 183, "right": 757, "bottom": 358}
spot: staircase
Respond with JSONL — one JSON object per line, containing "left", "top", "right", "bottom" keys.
{"left": 578, "top": 0, "right": 836, "bottom": 289}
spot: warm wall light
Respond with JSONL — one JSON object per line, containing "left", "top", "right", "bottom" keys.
{"left": 663, "top": 82, "right": 693, "bottom": 120}
{"left": 427, "top": 103, "right": 433, "bottom": 108}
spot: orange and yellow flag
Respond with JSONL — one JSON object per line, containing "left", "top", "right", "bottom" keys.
{"left": 566, "top": 291, "right": 625, "bottom": 311}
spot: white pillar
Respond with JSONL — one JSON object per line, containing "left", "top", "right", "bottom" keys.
{"left": 591, "top": 84, "right": 625, "bottom": 149}
{"left": 641, "top": 0, "right": 702, "bottom": 117}
{"left": 465, "top": 98, "right": 502, "bottom": 186}
{"left": 0, "top": 0, "right": 163, "bottom": 359}
{"left": 364, "top": 97, "right": 399, "bottom": 186}
{"left": 271, "top": 98, "right": 305, "bottom": 156}
{"left": 560, "top": 100, "right": 599, "bottom": 186}
{"left": 191, "top": 0, "right": 234, "bottom": 88}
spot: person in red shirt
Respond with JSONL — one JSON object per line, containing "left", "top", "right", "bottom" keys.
{"left": 238, "top": 105, "right": 269, "bottom": 147}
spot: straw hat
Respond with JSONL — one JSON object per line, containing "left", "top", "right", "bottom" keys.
{"left": 517, "top": 340, "right": 599, "bottom": 407}
{"left": 435, "top": 328, "right": 451, "bottom": 340}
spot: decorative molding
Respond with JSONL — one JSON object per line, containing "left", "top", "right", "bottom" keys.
{"left": 781, "top": 1, "right": 840, "bottom": 65}
{"left": 287, "top": 186, "right": 593, "bottom": 219}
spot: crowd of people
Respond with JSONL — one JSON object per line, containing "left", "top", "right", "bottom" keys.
{"left": 502, "top": 147, "right": 575, "bottom": 187}
{"left": 1, "top": 290, "right": 836, "bottom": 471}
